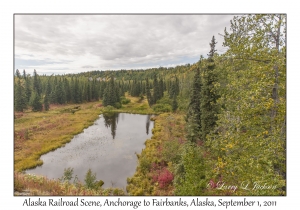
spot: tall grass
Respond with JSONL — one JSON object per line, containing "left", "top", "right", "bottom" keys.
{"left": 14, "top": 172, "right": 124, "bottom": 196}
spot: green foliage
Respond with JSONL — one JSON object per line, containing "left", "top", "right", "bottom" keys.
{"left": 152, "top": 104, "right": 172, "bottom": 113}
{"left": 84, "top": 168, "right": 105, "bottom": 190}
{"left": 59, "top": 167, "right": 74, "bottom": 183}
{"left": 174, "top": 143, "right": 208, "bottom": 195}
{"left": 161, "top": 139, "right": 181, "bottom": 164}
{"left": 114, "top": 102, "right": 122, "bottom": 109}
{"left": 139, "top": 94, "right": 144, "bottom": 101}
{"left": 103, "top": 77, "right": 121, "bottom": 108}
{"left": 186, "top": 66, "right": 202, "bottom": 143}
{"left": 29, "top": 91, "right": 43, "bottom": 112}
{"left": 84, "top": 169, "right": 97, "bottom": 189}
{"left": 172, "top": 95, "right": 178, "bottom": 112}
{"left": 44, "top": 94, "right": 50, "bottom": 111}
{"left": 138, "top": 155, "right": 151, "bottom": 174}
{"left": 121, "top": 97, "right": 131, "bottom": 104}
{"left": 103, "top": 105, "right": 114, "bottom": 112}
{"left": 200, "top": 36, "right": 219, "bottom": 141}
{"left": 206, "top": 14, "right": 286, "bottom": 195}
{"left": 14, "top": 79, "right": 27, "bottom": 112}
{"left": 33, "top": 69, "right": 42, "bottom": 96}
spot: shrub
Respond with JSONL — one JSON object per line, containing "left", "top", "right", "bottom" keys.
{"left": 114, "top": 102, "right": 122, "bottom": 109}
{"left": 121, "top": 97, "right": 131, "bottom": 104}
{"left": 84, "top": 169, "right": 97, "bottom": 189}
{"left": 174, "top": 143, "right": 208, "bottom": 195}
{"left": 157, "top": 168, "right": 174, "bottom": 188}
{"left": 59, "top": 167, "right": 74, "bottom": 183}
{"left": 153, "top": 104, "right": 172, "bottom": 112}
{"left": 139, "top": 94, "right": 144, "bottom": 101}
{"left": 103, "top": 105, "right": 114, "bottom": 112}
{"left": 162, "top": 140, "right": 182, "bottom": 164}
{"left": 139, "top": 156, "right": 151, "bottom": 174}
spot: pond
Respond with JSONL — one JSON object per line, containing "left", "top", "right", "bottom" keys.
{"left": 26, "top": 113, "right": 154, "bottom": 190}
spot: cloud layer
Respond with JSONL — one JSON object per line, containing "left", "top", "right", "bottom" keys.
{"left": 15, "top": 14, "right": 233, "bottom": 75}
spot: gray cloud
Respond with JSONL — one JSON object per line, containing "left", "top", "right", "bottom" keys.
{"left": 15, "top": 14, "right": 234, "bottom": 74}
{"left": 82, "top": 65, "right": 97, "bottom": 69}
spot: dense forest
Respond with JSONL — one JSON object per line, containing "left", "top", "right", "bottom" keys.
{"left": 14, "top": 14, "right": 286, "bottom": 196}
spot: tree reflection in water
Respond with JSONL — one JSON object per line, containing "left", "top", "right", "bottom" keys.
{"left": 103, "top": 113, "right": 119, "bottom": 139}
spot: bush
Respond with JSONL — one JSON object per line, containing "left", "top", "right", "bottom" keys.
{"left": 156, "top": 97, "right": 172, "bottom": 105}
{"left": 103, "top": 105, "right": 114, "bottom": 112}
{"left": 162, "top": 140, "right": 182, "bottom": 164}
{"left": 59, "top": 167, "right": 73, "bottom": 183}
{"left": 84, "top": 169, "right": 97, "bottom": 189}
{"left": 139, "top": 94, "right": 144, "bottom": 101}
{"left": 114, "top": 102, "right": 122, "bottom": 109}
{"left": 29, "top": 91, "right": 43, "bottom": 112}
{"left": 139, "top": 156, "right": 151, "bottom": 174}
{"left": 157, "top": 168, "right": 174, "bottom": 188}
{"left": 174, "top": 143, "right": 208, "bottom": 195}
{"left": 152, "top": 104, "right": 172, "bottom": 112}
{"left": 121, "top": 97, "right": 131, "bottom": 105}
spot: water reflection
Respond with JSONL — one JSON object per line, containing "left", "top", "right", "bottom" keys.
{"left": 146, "top": 115, "right": 151, "bottom": 135}
{"left": 103, "top": 113, "right": 119, "bottom": 139}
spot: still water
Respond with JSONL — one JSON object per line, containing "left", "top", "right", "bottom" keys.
{"left": 26, "top": 113, "right": 154, "bottom": 190}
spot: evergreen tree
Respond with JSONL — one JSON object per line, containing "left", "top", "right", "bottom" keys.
{"left": 159, "top": 78, "right": 164, "bottom": 99}
{"left": 172, "top": 95, "right": 178, "bottom": 112}
{"left": 14, "top": 79, "right": 26, "bottom": 112}
{"left": 30, "top": 91, "right": 43, "bottom": 112}
{"left": 56, "top": 79, "right": 66, "bottom": 104}
{"left": 102, "top": 76, "right": 120, "bottom": 107}
{"left": 146, "top": 78, "right": 153, "bottom": 107}
{"left": 23, "top": 70, "right": 31, "bottom": 104}
{"left": 74, "top": 78, "right": 81, "bottom": 103}
{"left": 186, "top": 66, "right": 202, "bottom": 143}
{"left": 44, "top": 93, "right": 50, "bottom": 111}
{"left": 201, "top": 36, "right": 219, "bottom": 141}
{"left": 153, "top": 74, "right": 159, "bottom": 104}
{"left": 15, "top": 69, "right": 21, "bottom": 78}
{"left": 33, "top": 69, "right": 42, "bottom": 96}
{"left": 64, "top": 78, "right": 72, "bottom": 103}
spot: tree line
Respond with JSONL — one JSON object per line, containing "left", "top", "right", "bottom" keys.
{"left": 14, "top": 67, "right": 181, "bottom": 112}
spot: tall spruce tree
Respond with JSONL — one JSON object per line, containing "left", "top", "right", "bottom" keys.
{"left": 14, "top": 79, "right": 26, "bottom": 112}
{"left": 103, "top": 76, "right": 120, "bottom": 107}
{"left": 30, "top": 91, "right": 43, "bottom": 112}
{"left": 172, "top": 95, "right": 178, "bottom": 112}
{"left": 23, "top": 70, "right": 32, "bottom": 104}
{"left": 201, "top": 36, "right": 219, "bottom": 141}
{"left": 159, "top": 78, "right": 164, "bottom": 99}
{"left": 44, "top": 93, "right": 50, "bottom": 111}
{"left": 33, "top": 69, "right": 42, "bottom": 96}
{"left": 186, "top": 66, "right": 202, "bottom": 143}
{"left": 153, "top": 74, "right": 159, "bottom": 104}
{"left": 146, "top": 78, "right": 153, "bottom": 107}
{"left": 15, "top": 69, "right": 21, "bottom": 78}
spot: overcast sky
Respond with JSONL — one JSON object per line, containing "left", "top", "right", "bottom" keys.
{"left": 15, "top": 14, "right": 234, "bottom": 75}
